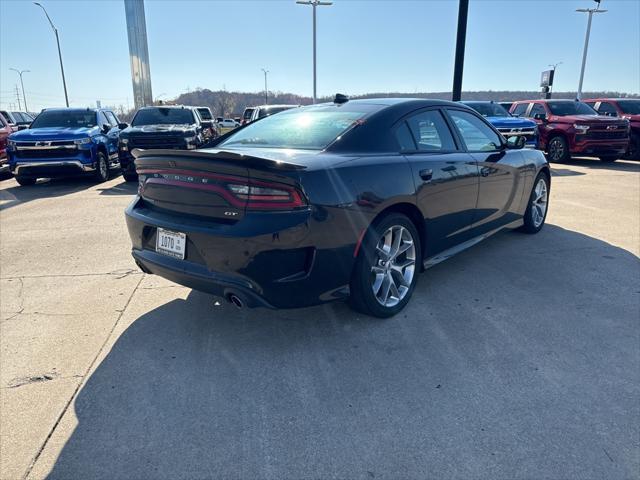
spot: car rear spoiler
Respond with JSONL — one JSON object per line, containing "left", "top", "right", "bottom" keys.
{"left": 132, "top": 148, "right": 307, "bottom": 171}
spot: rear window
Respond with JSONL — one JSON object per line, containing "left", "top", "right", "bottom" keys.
{"left": 132, "top": 108, "right": 195, "bottom": 126}
{"left": 219, "top": 104, "right": 376, "bottom": 150}
{"left": 547, "top": 101, "right": 597, "bottom": 116}
{"left": 30, "top": 110, "right": 97, "bottom": 129}
{"left": 197, "top": 108, "right": 213, "bottom": 120}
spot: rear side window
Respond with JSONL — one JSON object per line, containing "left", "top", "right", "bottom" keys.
{"left": 447, "top": 109, "right": 502, "bottom": 152}
{"left": 512, "top": 103, "right": 528, "bottom": 116}
{"left": 405, "top": 110, "right": 455, "bottom": 152}
{"left": 394, "top": 123, "right": 416, "bottom": 151}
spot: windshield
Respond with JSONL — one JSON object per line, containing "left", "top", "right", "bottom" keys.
{"left": 617, "top": 100, "right": 640, "bottom": 114}
{"left": 219, "top": 104, "right": 373, "bottom": 150}
{"left": 547, "top": 101, "right": 597, "bottom": 116}
{"left": 30, "top": 110, "right": 97, "bottom": 129}
{"left": 197, "top": 108, "right": 212, "bottom": 120}
{"left": 464, "top": 103, "right": 510, "bottom": 117}
{"left": 132, "top": 108, "right": 195, "bottom": 126}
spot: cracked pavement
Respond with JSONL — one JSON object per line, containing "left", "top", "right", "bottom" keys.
{"left": 1, "top": 159, "right": 639, "bottom": 480}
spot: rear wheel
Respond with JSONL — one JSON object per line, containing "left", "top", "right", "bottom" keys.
{"left": 94, "top": 151, "right": 109, "bottom": 183}
{"left": 547, "top": 135, "right": 570, "bottom": 163}
{"left": 520, "top": 172, "right": 549, "bottom": 234}
{"left": 15, "top": 176, "right": 36, "bottom": 186}
{"left": 598, "top": 155, "right": 618, "bottom": 163}
{"left": 123, "top": 172, "right": 138, "bottom": 182}
{"left": 350, "top": 213, "right": 421, "bottom": 318}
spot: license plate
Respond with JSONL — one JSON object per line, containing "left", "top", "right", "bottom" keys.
{"left": 156, "top": 228, "right": 186, "bottom": 259}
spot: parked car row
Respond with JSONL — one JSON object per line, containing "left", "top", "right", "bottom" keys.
{"left": 3, "top": 97, "right": 638, "bottom": 187}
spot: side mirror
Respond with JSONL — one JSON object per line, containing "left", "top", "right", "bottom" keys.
{"left": 533, "top": 113, "right": 547, "bottom": 122}
{"left": 506, "top": 135, "right": 526, "bottom": 150}
{"left": 117, "top": 122, "right": 129, "bottom": 129}
{"left": 102, "top": 124, "right": 111, "bottom": 133}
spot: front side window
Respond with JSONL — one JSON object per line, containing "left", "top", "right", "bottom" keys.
{"left": 30, "top": 110, "right": 98, "bottom": 129}
{"left": 105, "top": 111, "right": 119, "bottom": 126}
{"left": 131, "top": 108, "right": 195, "bottom": 126}
{"left": 547, "top": 101, "right": 597, "bottom": 116}
{"left": 197, "top": 108, "right": 213, "bottom": 120}
{"left": 448, "top": 109, "right": 502, "bottom": 152}
{"left": 529, "top": 104, "right": 547, "bottom": 118}
{"left": 617, "top": 100, "right": 640, "bottom": 114}
{"left": 512, "top": 103, "right": 529, "bottom": 116}
{"left": 219, "top": 104, "right": 376, "bottom": 150}
{"left": 405, "top": 110, "right": 455, "bottom": 151}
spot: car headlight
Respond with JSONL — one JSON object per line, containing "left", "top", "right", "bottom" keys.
{"left": 74, "top": 137, "right": 92, "bottom": 145}
{"left": 184, "top": 135, "right": 198, "bottom": 150}
{"left": 120, "top": 138, "right": 129, "bottom": 145}
{"left": 573, "top": 124, "right": 590, "bottom": 133}
{"left": 7, "top": 140, "right": 16, "bottom": 147}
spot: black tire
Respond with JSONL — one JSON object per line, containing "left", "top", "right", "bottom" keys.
{"left": 598, "top": 155, "right": 618, "bottom": 163}
{"left": 123, "top": 172, "right": 138, "bottom": 182}
{"left": 624, "top": 133, "right": 639, "bottom": 160}
{"left": 520, "top": 172, "right": 550, "bottom": 234}
{"left": 349, "top": 213, "right": 422, "bottom": 318}
{"left": 94, "top": 151, "right": 109, "bottom": 183}
{"left": 15, "top": 176, "right": 36, "bottom": 186}
{"left": 547, "top": 135, "right": 570, "bottom": 163}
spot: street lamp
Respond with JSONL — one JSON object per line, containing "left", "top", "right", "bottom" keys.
{"left": 10, "top": 68, "right": 30, "bottom": 112}
{"left": 261, "top": 69, "right": 269, "bottom": 105}
{"left": 296, "top": 0, "right": 332, "bottom": 104}
{"left": 576, "top": 1, "right": 607, "bottom": 100}
{"left": 34, "top": 2, "right": 69, "bottom": 107}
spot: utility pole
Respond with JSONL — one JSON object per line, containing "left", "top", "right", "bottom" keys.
{"left": 261, "top": 68, "right": 269, "bottom": 105}
{"left": 296, "top": 0, "right": 332, "bottom": 103}
{"left": 15, "top": 85, "right": 22, "bottom": 110}
{"left": 10, "top": 68, "right": 30, "bottom": 112}
{"left": 34, "top": 3, "right": 69, "bottom": 107}
{"left": 452, "top": 0, "right": 469, "bottom": 101}
{"left": 576, "top": 1, "right": 607, "bottom": 100}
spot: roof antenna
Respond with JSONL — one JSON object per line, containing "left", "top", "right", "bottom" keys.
{"left": 334, "top": 93, "right": 349, "bottom": 104}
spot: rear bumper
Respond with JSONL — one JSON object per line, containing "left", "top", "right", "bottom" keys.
{"left": 125, "top": 196, "right": 358, "bottom": 309}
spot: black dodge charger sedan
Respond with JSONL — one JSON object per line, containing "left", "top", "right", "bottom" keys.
{"left": 125, "top": 97, "right": 550, "bottom": 317}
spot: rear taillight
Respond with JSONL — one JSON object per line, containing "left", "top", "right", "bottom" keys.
{"left": 138, "top": 169, "right": 306, "bottom": 211}
{"left": 227, "top": 182, "right": 305, "bottom": 210}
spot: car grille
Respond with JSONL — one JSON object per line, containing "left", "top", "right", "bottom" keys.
{"left": 16, "top": 148, "right": 81, "bottom": 159}
{"left": 129, "top": 136, "right": 186, "bottom": 149}
{"left": 585, "top": 130, "right": 628, "bottom": 140}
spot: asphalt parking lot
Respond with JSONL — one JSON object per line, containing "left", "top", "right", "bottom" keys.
{"left": 1, "top": 158, "right": 639, "bottom": 480}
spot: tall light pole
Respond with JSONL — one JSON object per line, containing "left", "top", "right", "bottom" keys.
{"left": 34, "top": 2, "right": 69, "bottom": 107}
{"left": 261, "top": 69, "right": 269, "bottom": 105}
{"left": 576, "top": 1, "right": 607, "bottom": 100}
{"left": 10, "top": 69, "right": 30, "bottom": 112}
{"left": 452, "top": 0, "right": 469, "bottom": 102}
{"left": 296, "top": 0, "right": 332, "bottom": 103}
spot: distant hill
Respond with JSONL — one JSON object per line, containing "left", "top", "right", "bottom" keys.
{"left": 164, "top": 88, "right": 638, "bottom": 118}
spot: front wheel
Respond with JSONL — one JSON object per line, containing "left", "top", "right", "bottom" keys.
{"left": 123, "top": 172, "right": 138, "bottom": 182}
{"left": 350, "top": 213, "right": 421, "bottom": 318}
{"left": 624, "top": 133, "right": 639, "bottom": 160}
{"left": 94, "top": 151, "right": 109, "bottom": 183}
{"left": 15, "top": 176, "right": 36, "bottom": 186}
{"left": 547, "top": 135, "right": 570, "bottom": 163}
{"left": 520, "top": 172, "right": 550, "bottom": 234}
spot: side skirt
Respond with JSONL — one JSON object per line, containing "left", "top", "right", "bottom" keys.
{"left": 423, "top": 219, "right": 523, "bottom": 269}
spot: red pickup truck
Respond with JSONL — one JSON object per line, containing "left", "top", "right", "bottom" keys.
{"left": 0, "top": 112, "right": 11, "bottom": 177}
{"left": 510, "top": 99, "right": 630, "bottom": 163}
{"left": 583, "top": 98, "right": 640, "bottom": 160}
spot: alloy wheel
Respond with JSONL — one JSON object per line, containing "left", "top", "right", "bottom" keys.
{"left": 370, "top": 225, "right": 416, "bottom": 307}
{"left": 99, "top": 158, "right": 108, "bottom": 179}
{"left": 548, "top": 138, "right": 564, "bottom": 162}
{"left": 531, "top": 177, "right": 548, "bottom": 228}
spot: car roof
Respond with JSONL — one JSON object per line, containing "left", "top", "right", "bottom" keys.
{"left": 138, "top": 105, "right": 194, "bottom": 110}
{"left": 41, "top": 107, "right": 100, "bottom": 113}
{"left": 256, "top": 104, "right": 298, "bottom": 109}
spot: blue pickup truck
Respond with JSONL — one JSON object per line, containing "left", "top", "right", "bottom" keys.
{"left": 462, "top": 101, "right": 538, "bottom": 148}
{"left": 7, "top": 108, "right": 123, "bottom": 186}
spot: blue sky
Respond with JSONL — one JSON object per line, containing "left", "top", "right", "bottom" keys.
{"left": 1, "top": 0, "right": 638, "bottom": 111}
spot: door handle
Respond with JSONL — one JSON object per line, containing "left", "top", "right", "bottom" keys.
{"left": 419, "top": 169, "right": 433, "bottom": 182}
